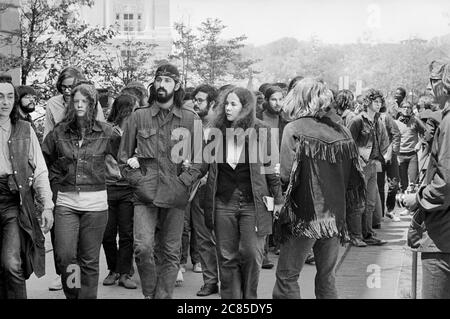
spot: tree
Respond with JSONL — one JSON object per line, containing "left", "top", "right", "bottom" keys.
{"left": 0, "top": 0, "right": 117, "bottom": 88}
{"left": 192, "top": 18, "right": 257, "bottom": 86}
{"left": 83, "top": 38, "right": 159, "bottom": 94}
{"left": 171, "top": 22, "right": 198, "bottom": 88}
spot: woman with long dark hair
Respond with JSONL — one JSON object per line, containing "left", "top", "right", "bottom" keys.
{"left": 203, "top": 87, "right": 283, "bottom": 299}
{"left": 101, "top": 94, "right": 138, "bottom": 289}
{"left": 42, "top": 82, "right": 115, "bottom": 299}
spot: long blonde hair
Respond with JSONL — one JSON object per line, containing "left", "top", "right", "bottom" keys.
{"left": 282, "top": 78, "right": 334, "bottom": 122}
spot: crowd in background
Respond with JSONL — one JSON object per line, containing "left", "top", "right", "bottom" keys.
{"left": 0, "top": 58, "right": 449, "bottom": 299}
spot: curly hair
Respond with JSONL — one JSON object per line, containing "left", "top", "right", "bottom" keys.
{"left": 212, "top": 87, "right": 256, "bottom": 133}
{"left": 362, "top": 89, "right": 384, "bottom": 111}
{"left": 61, "top": 82, "right": 98, "bottom": 134}
{"left": 282, "top": 77, "right": 334, "bottom": 121}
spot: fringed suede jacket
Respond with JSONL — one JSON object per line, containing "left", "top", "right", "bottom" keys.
{"left": 276, "top": 116, "right": 366, "bottom": 244}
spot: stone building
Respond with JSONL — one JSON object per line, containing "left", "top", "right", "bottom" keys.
{"left": 0, "top": 0, "right": 21, "bottom": 84}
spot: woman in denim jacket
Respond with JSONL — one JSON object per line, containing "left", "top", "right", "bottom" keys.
{"left": 272, "top": 78, "right": 365, "bottom": 299}
{"left": 42, "top": 82, "right": 115, "bottom": 299}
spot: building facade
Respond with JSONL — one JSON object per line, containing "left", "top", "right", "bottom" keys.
{"left": 0, "top": 0, "right": 21, "bottom": 84}
{"left": 79, "top": 0, "right": 172, "bottom": 59}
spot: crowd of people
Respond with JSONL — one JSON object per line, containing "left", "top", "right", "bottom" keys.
{"left": 0, "top": 58, "right": 449, "bottom": 299}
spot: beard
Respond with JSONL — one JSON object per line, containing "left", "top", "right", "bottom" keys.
{"left": 20, "top": 103, "right": 35, "bottom": 114}
{"left": 194, "top": 106, "right": 210, "bottom": 118}
{"left": 156, "top": 88, "right": 175, "bottom": 103}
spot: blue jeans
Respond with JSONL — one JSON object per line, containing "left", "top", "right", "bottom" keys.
{"left": 55, "top": 206, "right": 108, "bottom": 299}
{"left": 273, "top": 236, "right": 339, "bottom": 299}
{"left": 133, "top": 205, "right": 184, "bottom": 299}
{"left": 214, "top": 189, "right": 265, "bottom": 299}
{"left": 0, "top": 199, "right": 26, "bottom": 299}
{"left": 421, "top": 252, "right": 450, "bottom": 299}
{"left": 181, "top": 203, "right": 200, "bottom": 265}
{"left": 191, "top": 186, "right": 218, "bottom": 286}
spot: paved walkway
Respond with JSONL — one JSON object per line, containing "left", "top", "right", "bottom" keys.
{"left": 26, "top": 212, "right": 413, "bottom": 299}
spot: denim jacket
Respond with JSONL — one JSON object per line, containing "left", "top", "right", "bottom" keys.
{"left": 347, "top": 112, "right": 389, "bottom": 166}
{"left": 42, "top": 121, "right": 115, "bottom": 193}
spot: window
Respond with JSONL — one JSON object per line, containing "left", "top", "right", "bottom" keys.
{"left": 116, "top": 12, "right": 145, "bottom": 34}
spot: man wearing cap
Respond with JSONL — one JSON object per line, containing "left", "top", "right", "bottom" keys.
{"left": 118, "top": 64, "right": 205, "bottom": 299}
{"left": 404, "top": 60, "right": 450, "bottom": 299}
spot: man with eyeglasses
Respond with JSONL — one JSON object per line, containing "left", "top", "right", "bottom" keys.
{"left": 347, "top": 89, "right": 390, "bottom": 246}
{"left": 186, "top": 84, "right": 220, "bottom": 297}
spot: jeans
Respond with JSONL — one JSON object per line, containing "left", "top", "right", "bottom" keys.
{"left": 377, "top": 154, "right": 400, "bottom": 215}
{"left": 347, "top": 162, "right": 377, "bottom": 240}
{"left": 362, "top": 162, "right": 377, "bottom": 239}
{"left": 398, "top": 152, "right": 418, "bottom": 192}
{"left": 55, "top": 206, "right": 108, "bottom": 299}
{"left": 273, "top": 236, "right": 339, "bottom": 299}
{"left": 421, "top": 252, "right": 450, "bottom": 299}
{"left": 103, "top": 186, "right": 134, "bottom": 275}
{"left": 181, "top": 203, "right": 200, "bottom": 266}
{"left": 191, "top": 186, "right": 218, "bottom": 286}
{"left": 0, "top": 198, "right": 27, "bottom": 299}
{"left": 214, "top": 189, "right": 265, "bottom": 299}
{"left": 373, "top": 187, "right": 382, "bottom": 227}
{"left": 133, "top": 205, "right": 184, "bottom": 299}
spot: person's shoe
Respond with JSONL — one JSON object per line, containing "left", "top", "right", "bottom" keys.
{"left": 262, "top": 256, "right": 274, "bottom": 269}
{"left": 118, "top": 274, "right": 137, "bottom": 289}
{"left": 48, "top": 275, "right": 63, "bottom": 291}
{"left": 364, "top": 236, "right": 387, "bottom": 246}
{"left": 103, "top": 271, "right": 119, "bottom": 286}
{"left": 305, "top": 253, "right": 315, "bottom": 265}
{"left": 349, "top": 237, "right": 367, "bottom": 247}
{"left": 180, "top": 264, "right": 186, "bottom": 273}
{"left": 193, "top": 262, "right": 203, "bottom": 273}
{"left": 175, "top": 269, "right": 184, "bottom": 287}
{"left": 196, "top": 283, "right": 219, "bottom": 297}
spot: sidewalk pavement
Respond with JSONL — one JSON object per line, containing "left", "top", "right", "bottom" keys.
{"left": 335, "top": 212, "right": 414, "bottom": 299}
{"left": 26, "top": 212, "right": 413, "bottom": 299}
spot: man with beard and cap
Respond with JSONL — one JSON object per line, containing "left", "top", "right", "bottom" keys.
{"left": 16, "top": 86, "right": 38, "bottom": 131}
{"left": 118, "top": 63, "right": 205, "bottom": 299}
{"left": 404, "top": 60, "right": 450, "bottom": 299}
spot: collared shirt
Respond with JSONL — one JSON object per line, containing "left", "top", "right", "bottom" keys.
{"left": 0, "top": 118, "right": 54, "bottom": 210}
{"left": 43, "top": 95, "right": 105, "bottom": 139}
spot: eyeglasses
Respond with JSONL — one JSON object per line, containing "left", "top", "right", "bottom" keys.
{"left": 61, "top": 84, "right": 74, "bottom": 92}
{"left": 193, "top": 98, "right": 206, "bottom": 104}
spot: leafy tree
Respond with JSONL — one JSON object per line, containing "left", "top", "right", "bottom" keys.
{"left": 192, "top": 18, "right": 257, "bottom": 86}
{"left": 0, "top": 0, "right": 116, "bottom": 90}
{"left": 171, "top": 22, "right": 198, "bottom": 88}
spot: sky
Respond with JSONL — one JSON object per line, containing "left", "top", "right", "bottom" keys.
{"left": 170, "top": 0, "right": 450, "bottom": 45}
